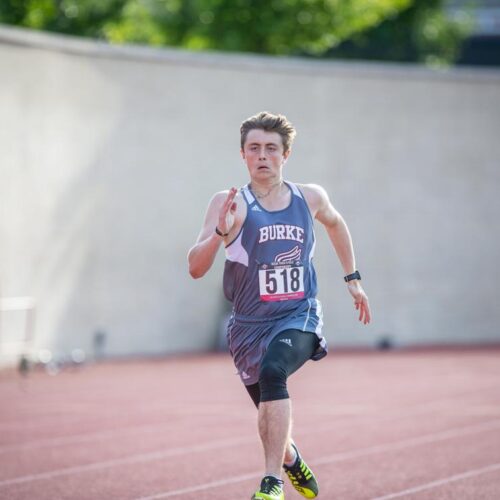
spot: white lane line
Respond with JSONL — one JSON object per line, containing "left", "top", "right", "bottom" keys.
{"left": 0, "top": 403, "right": 250, "bottom": 432}
{"left": 0, "top": 411, "right": 254, "bottom": 455}
{"left": 311, "top": 419, "right": 500, "bottom": 466}
{"left": 0, "top": 436, "right": 253, "bottom": 487}
{"left": 2, "top": 379, "right": 499, "bottom": 432}
{"left": 371, "top": 462, "right": 500, "bottom": 500}
{"left": 3, "top": 384, "right": 499, "bottom": 454}
{"left": 2, "top": 416, "right": 500, "bottom": 490}
{"left": 134, "top": 419, "right": 500, "bottom": 500}
{"left": 138, "top": 472, "right": 261, "bottom": 499}
{"left": 0, "top": 425, "right": 166, "bottom": 454}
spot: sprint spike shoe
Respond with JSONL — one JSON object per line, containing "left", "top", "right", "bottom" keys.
{"left": 252, "top": 475, "right": 285, "bottom": 500}
{"left": 283, "top": 444, "right": 319, "bottom": 499}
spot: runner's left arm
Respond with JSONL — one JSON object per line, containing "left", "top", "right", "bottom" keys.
{"left": 304, "top": 184, "right": 371, "bottom": 325}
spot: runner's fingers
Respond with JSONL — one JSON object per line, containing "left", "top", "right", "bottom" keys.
{"left": 354, "top": 296, "right": 370, "bottom": 324}
{"left": 362, "top": 302, "right": 371, "bottom": 324}
{"left": 222, "top": 188, "right": 237, "bottom": 213}
{"left": 225, "top": 192, "right": 235, "bottom": 207}
{"left": 220, "top": 195, "right": 234, "bottom": 215}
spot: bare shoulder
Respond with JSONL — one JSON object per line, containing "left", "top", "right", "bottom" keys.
{"left": 209, "top": 190, "right": 230, "bottom": 207}
{"left": 295, "top": 183, "right": 330, "bottom": 215}
{"left": 207, "top": 189, "right": 238, "bottom": 208}
{"left": 297, "top": 183, "right": 330, "bottom": 199}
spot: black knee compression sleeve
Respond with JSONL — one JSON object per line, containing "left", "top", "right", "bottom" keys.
{"left": 259, "top": 357, "right": 289, "bottom": 402}
{"left": 245, "top": 382, "right": 261, "bottom": 408}
{"left": 258, "top": 329, "right": 319, "bottom": 403}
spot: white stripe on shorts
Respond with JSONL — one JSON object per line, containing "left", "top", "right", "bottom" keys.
{"left": 302, "top": 299, "right": 312, "bottom": 331}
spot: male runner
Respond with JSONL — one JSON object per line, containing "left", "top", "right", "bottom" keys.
{"left": 188, "top": 111, "right": 371, "bottom": 500}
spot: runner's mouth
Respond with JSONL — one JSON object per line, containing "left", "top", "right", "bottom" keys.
{"left": 258, "top": 165, "right": 269, "bottom": 170}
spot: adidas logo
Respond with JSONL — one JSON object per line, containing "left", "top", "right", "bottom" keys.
{"left": 279, "top": 338, "right": 293, "bottom": 347}
{"left": 251, "top": 205, "right": 262, "bottom": 212}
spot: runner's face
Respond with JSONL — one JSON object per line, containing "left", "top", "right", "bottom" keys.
{"left": 241, "top": 129, "right": 290, "bottom": 182}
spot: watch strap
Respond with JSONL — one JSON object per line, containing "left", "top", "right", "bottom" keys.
{"left": 344, "top": 270, "right": 361, "bottom": 282}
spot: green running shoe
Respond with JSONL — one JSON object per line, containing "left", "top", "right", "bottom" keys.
{"left": 252, "top": 475, "right": 285, "bottom": 500}
{"left": 283, "top": 443, "right": 319, "bottom": 499}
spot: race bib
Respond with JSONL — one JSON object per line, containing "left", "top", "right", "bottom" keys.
{"left": 258, "top": 264, "right": 305, "bottom": 302}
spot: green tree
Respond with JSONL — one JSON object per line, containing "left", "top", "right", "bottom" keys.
{"left": 0, "top": 0, "right": 471, "bottom": 64}
{"left": 326, "top": 0, "right": 473, "bottom": 66}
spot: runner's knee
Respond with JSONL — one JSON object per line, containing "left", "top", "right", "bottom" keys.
{"left": 258, "top": 358, "right": 289, "bottom": 402}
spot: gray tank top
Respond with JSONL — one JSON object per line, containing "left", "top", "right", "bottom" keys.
{"left": 223, "top": 181, "right": 318, "bottom": 319}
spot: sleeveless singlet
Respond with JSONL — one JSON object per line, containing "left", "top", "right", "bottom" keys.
{"left": 223, "top": 181, "right": 327, "bottom": 385}
{"left": 223, "top": 181, "right": 318, "bottom": 318}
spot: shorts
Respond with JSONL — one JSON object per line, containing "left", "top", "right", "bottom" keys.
{"left": 226, "top": 298, "right": 327, "bottom": 385}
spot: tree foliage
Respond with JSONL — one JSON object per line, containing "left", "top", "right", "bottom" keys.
{"left": 328, "top": 0, "right": 473, "bottom": 66}
{"left": 0, "top": 0, "right": 471, "bottom": 64}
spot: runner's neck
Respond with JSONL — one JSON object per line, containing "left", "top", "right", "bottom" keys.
{"left": 249, "top": 179, "right": 285, "bottom": 200}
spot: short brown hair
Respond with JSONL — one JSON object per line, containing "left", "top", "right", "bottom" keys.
{"left": 240, "top": 111, "right": 296, "bottom": 153}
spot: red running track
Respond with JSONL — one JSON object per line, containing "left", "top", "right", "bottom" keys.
{"left": 1, "top": 348, "right": 500, "bottom": 499}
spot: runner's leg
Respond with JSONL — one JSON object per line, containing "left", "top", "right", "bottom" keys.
{"left": 257, "top": 330, "right": 319, "bottom": 476}
{"left": 246, "top": 381, "right": 297, "bottom": 464}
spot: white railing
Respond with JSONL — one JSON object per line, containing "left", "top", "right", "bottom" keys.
{"left": 0, "top": 296, "right": 36, "bottom": 367}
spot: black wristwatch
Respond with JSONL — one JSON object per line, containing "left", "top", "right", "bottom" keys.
{"left": 344, "top": 270, "right": 361, "bottom": 282}
{"left": 215, "top": 226, "right": 229, "bottom": 237}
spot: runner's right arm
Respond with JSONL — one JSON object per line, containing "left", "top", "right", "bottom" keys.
{"left": 188, "top": 188, "right": 238, "bottom": 279}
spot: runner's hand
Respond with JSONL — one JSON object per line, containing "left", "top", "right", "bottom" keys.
{"left": 217, "top": 187, "right": 238, "bottom": 235}
{"left": 347, "top": 282, "right": 371, "bottom": 325}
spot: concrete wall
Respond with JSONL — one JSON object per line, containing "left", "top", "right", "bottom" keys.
{"left": 1, "top": 25, "right": 499, "bottom": 364}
